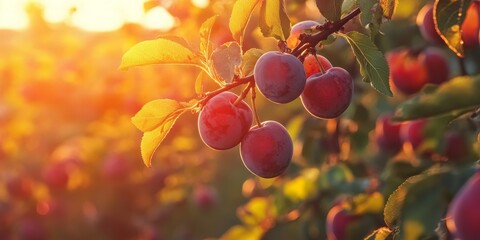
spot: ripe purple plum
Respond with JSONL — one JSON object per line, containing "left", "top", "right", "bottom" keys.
{"left": 447, "top": 171, "right": 480, "bottom": 240}
{"left": 198, "top": 92, "right": 253, "bottom": 150}
{"left": 240, "top": 121, "right": 293, "bottom": 178}
{"left": 375, "top": 114, "right": 403, "bottom": 155}
{"left": 300, "top": 67, "right": 353, "bottom": 119}
{"left": 326, "top": 205, "right": 361, "bottom": 240}
{"left": 423, "top": 48, "right": 450, "bottom": 85}
{"left": 387, "top": 48, "right": 449, "bottom": 95}
{"left": 442, "top": 131, "right": 469, "bottom": 161}
{"left": 43, "top": 162, "right": 69, "bottom": 191}
{"left": 254, "top": 51, "right": 307, "bottom": 104}
{"left": 192, "top": 185, "right": 219, "bottom": 210}
{"left": 303, "top": 54, "right": 333, "bottom": 78}
{"left": 416, "top": 4, "right": 444, "bottom": 45}
{"left": 287, "top": 20, "right": 320, "bottom": 49}
{"left": 461, "top": 1, "right": 480, "bottom": 48}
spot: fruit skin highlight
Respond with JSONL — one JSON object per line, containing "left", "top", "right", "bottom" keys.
{"left": 287, "top": 20, "right": 320, "bottom": 49}
{"left": 446, "top": 171, "right": 480, "bottom": 240}
{"left": 240, "top": 121, "right": 293, "bottom": 178}
{"left": 301, "top": 67, "right": 353, "bottom": 119}
{"left": 303, "top": 54, "right": 333, "bottom": 78}
{"left": 198, "top": 92, "right": 253, "bottom": 150}
{"left": 254, "top": 51, "right": 307, "bottom": 104}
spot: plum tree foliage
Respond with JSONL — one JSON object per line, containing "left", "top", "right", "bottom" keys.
{"left": 121, "top": 0, "right": 480, "bottom": 239}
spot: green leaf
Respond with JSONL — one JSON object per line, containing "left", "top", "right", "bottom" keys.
{"left": 434, "top": 0, "right": 473, "bottom": 57}
{"left": 341, "top": 0, "right": 359, "bottom": 17}
{"left": 200, "top": 15, "right": 218, "bottom": 59}
{"left": 229, "top": 0, "right": 261, "bottom": 45}
{"left": 340, "top": 31, "right": 392, "bottom": 96}
{"left": 364, "top": 227, "right": 392, "bottom": 240}
{"left": 395, "top": 75, "right": 480, "bottom": 121}
{"left": 259, "top": 0, "right": 291, "bottom": 41}
{"left": 140, "top": 109, "right": 186, "bottom": 168}
{"left": 383, "top": 166, "right": 476, "bottom": 238}
{"left": 211, "top": 41, "right": 242, "bottom": 83}
{"left": 120, "top": 38, "right": 202, "bottom": 70}
{"left": 131, "top": 99, "right": 185, "bottom": 132}
{"left": 316, "top": 0, "right": 344, "bottom": 21}
{"left": 240, "top": 48, "right": 265, "bottom": 76}
{"left": 358, "top": 0, "right": 376, "bottom": 26}
{"left": 379, "top": 0, "right": 397, "bottom": 19}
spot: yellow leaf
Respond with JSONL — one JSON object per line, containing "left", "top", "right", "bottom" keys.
{"left": 229, "top": 0, "right": 261, "bottom": 44}
{"left": 283, "top": 168, "right": 319, "bottom": 202}
{"left": 140, "top": 110, "right": 185, "bottom": 167}
{"left": 221, "top": 225, "right": 264, "bottom": 240}
{"left": 238, "top": 197, "right": 276, "bottom": 225}
{"left": 119, "top": 38, "right": 201, "bottom": 70}
{"left": 352, "top": 192, "right": 385, "bottom": 215}
{"left": 131, "top": 99, "right": 184, "bottom": 132}
{"left": 259, "top": 0, "right": 291, "bottom": 40}
{"left": 200, "top": 15, "right": 218, "bottom": 58}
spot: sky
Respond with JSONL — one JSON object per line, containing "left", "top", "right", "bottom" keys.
{"left": 0, "top": 0, "right": 208, "bottom": 31}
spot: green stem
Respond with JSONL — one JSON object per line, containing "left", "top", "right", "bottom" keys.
{"left": 250, "top": 83, "right": 262, "bottom": 128}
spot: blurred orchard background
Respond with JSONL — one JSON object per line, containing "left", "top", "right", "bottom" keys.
{"left": 0, "top": 0, "right": 479, "bottom": 239}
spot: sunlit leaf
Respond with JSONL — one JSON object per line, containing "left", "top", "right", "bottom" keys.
{"left": 195, "top": 71, "right": 206, "bottom": 96}
{"left": 380, "top": 0, "right": 397, "bottom": 19}
{"left": 229, "top": 0, "right": 261, "bottom": 44}
{"left": 316, "top": 0, "right": 344, "bottom": 21}
{"left": 131, "top": 99, "right": 184, "bottom": 132}
{"left": 259, "top": 0, "right": 291, "bottom": 41}
{"left": 211, "top": 41, "right": 242, "bottom": 83}
{"left": 384, "top": 166, "right": 476, "bottom": 238}
{"left": 140, "top": 109, "right": 187, "bottom": 167}
{"left": 221, "top": 225, "right": 264, "bottom": 240}
{"left": 200, "top": 15, "right": 218, "bottom": 59}
{"left": 364, "top": 227, "right": 393, "bottom": 240}
{"left": 283, "top": 168, "right": 319, "bottom": 202}
{"left": 341, "top": 0, "right": 358, "bottom": 17}
{"left": 238, "top": 197, "right": 276, "bottom": 225}
{"left": 395, "top": 75, "right": 480, "bottom": 121}
{"left": 351, "top": 192, "right": 385, "bottom": 215}
{"left": 240, "top": 48, "right": 265, "bottom": 77}
{"left": 340, "top": 31, "right": 392, "bottom": 96}
{"left": 434, "top": 0, "right": 473, "bottom": 57}
{"left": 120, "top": 38, "right": 202, "bottom": 70}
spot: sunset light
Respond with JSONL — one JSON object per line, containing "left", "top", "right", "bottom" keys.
{"left": 0, "top": 0, "right": 177, "bottom": 31}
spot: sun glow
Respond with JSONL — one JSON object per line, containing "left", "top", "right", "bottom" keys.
{"left": 0, "top": 0, "right": 176, "bottom": 32}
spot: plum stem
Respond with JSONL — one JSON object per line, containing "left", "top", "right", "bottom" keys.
{"left": 250, "top": 83, "right": 262, "bottom": 128}
{"left": 311, "top": 49, "right": 326, "bottom": 74}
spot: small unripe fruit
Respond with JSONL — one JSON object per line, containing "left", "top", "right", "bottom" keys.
{"left": 303, "top": 54, "right": 333, "bottom": 78}
{"left": 240, "top": 121, "right": 293, "bottom": 178}
{"left": 254, "top": 51, "right": 307, "bottom": 104}
{"left": 287, "top": 20, "right": 320, "bottom": 49}
{"left": 300, "top": 67, "right": 353, "bottom": 119}
{"left": 198, "top": 92, "right": 253, "bottom": 150}
{"left": 447, "top": 171, "right": 480, "bottom": 240}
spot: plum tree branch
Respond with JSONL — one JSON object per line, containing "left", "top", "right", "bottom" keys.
{"left": 291, "top": 7, "right": 361, "bottom": 57}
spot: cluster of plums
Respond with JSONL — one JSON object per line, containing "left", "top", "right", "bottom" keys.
{"left": 197, "top": 20, "right": 354, "bottom": 178}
